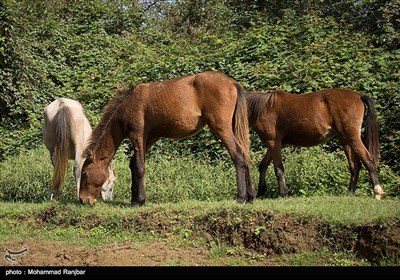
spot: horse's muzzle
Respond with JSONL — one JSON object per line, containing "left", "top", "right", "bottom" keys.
{"left": 79, "top": 195, "right": 97, "bottom": 206}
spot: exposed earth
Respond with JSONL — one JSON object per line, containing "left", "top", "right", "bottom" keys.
{"left": 1, "top": 240, "right": 218, "bottom": 266}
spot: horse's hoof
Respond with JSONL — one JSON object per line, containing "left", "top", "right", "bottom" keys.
{"left": 131, "top": 201, "right": 145, "bottom": 208}
{"left": 374, "top": 192, "right": 384, "bottom": 200}
{"left": 256, "top": 193, "right": 265, "bottom": 198}
{"left": 236, "top": 197, "right": 246, "bottom": 204}
{"left": 374, "top": 185, "right": 384, "bottom": 200}
{"left": 347, "top": 190, "right": 355, "bottom": 196}
{"left": 245, "top": 197, "right": 254, "bottom": 204}
{"left": 246, "top": 192, "right": 255, "bottom": 203}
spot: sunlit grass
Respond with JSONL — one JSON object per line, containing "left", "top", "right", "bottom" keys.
{"left": 1, "top": 195, "right": 399, "bottom": 226}
{"left": 1, "top": 146, "right": 399, "bottom": 204}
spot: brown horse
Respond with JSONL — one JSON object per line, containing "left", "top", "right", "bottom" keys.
{"left": 246, "top": 88, "right": 384, "bottom": 200}
{"left": 79, "top": 71, "right": 254, "bottom": 206}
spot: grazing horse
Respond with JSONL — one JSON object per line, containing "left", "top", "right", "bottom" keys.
{"left": 246, "top": 88, "right": 384, "bottom": 200}
{"left": 79, "top": 71, "right": 254, "bottom": 206}
{"left": 43, "top": 98, "right": 115, "bottom": 200}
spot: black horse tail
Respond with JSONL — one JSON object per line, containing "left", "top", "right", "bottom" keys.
{"left": 361, "top": 95, "right": 380, "bottom": 164}
{"left": 233, "top": 82, "right": 251, "bottom": 164}
{"left": 52, "top": 105, "right": 71, "bottom": 193}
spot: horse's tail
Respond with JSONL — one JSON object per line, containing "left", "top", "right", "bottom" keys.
{"left": 233, "top": 82, "right": 251, "bottom": 164}
{"left": 361, "top": 95, "right": 380, "bottom": 164}
{"left": 52, "top": 105, "right": 71, "bottom": 193}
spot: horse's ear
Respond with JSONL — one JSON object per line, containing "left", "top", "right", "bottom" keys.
{"left": 109, "top": 160, "right": 116, "bottom": 178}
{"left": 83, "top": 150, "right": 94, "bottom": 162}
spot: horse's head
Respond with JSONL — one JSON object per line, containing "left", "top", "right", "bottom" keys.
{"left": 79, "top": 151, "right": 113, "bottom": 205}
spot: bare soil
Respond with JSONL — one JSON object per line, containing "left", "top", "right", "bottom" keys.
{"left": 1, "top": 240, "right": 215, "bottom": 266}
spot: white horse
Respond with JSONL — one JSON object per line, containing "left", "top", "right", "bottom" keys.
{"left": 43, "top": 98, "right": 115, "bottom": 200}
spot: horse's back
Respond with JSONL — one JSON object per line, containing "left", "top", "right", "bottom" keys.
{"left": 137, "top": 71, "right": 237, "bottom": 102}
{"left": 44, "top": 98, "right": 82, "bottom": 119}
{"left": 124, "top": 71, "right": 239, "bottom": 139}
{"left": 277, "top": 88, "right": 365, "bottom": 118}
{"left": 192, "top": 71, "right": 237, "bottom": 93}
{"left": 43, "top": 98, "right": 92, "bottom": 153}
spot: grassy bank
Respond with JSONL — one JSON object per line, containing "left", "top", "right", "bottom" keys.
{"left": 0, "top": 197, "right": 399, "bottom": 266}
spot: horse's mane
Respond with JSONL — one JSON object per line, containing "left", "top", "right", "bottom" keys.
{"left": 246, "top": 90, "right": 280, "bottom": 120}
{"left": 83, "top": 86, "right": 133, "bottom": 157}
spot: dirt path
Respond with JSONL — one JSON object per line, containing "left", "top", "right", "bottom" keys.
{"left": 1, "top": 239, "right": 275, "bottom": 266}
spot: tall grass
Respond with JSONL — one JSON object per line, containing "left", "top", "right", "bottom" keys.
{"left": 0, "top": 148, "right": 75, "bottom": 202}
{"left": 0, "top": 144, "right": 399, "bottom": 203}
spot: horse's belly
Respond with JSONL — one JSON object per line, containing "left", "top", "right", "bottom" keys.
{"left": 157, "top": 114, "right": 206, "bottom": 140}
{"left": 283, "top": 127, "right": 335, "bottom": 147}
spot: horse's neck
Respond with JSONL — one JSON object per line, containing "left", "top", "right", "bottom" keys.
{"left": 93, "top": 118, "right": 125, "bottom": 162}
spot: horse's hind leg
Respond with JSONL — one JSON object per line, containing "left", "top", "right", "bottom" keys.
{"left": 49, "top": 151, "right": 61, "bottom": 200}
{"left": 348, "top": 139, "right": 383, "bottom": 199}
{"left": 44, "top": 119, "right": 58, "bottom": 200}
{"left": 212, "top": 127, "right": 254, "bottom": 203}
{"left": 343, "top": 145, "right": 361, "bottom": 195}
{"left": 256, "top": 149, "right": 272, "bottom": 198}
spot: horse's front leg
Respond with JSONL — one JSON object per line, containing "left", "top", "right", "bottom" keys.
{"left": 130, "top": 150, "right": 146, "bottom": 207}
{"left": 269, "top": 142, "right": 288, "bottom": 197}
{"left": 343, "top": 145, "right": 361, "bottom": 196}
{"left": 256, "top": 149, "right": 272, "bottom": 198}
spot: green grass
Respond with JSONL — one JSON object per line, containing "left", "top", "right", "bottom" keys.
{"left": 1, "top": 145, "right": 399, "bottom": 204}
{"left": 1, "top": 196, "right": 399, "bottom": 227}
{"left": 141, "top": 196, "right": 400, "bottom": 226}
{"left": 252, "top": 196, "right": 400, "bottom": 225}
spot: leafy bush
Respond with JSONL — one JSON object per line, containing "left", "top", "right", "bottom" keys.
{"left": 1, "top": 1, "right": 398, "bottom": 193}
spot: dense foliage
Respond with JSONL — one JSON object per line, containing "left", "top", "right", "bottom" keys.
{"left": 1, "top": 1, "right": 399, "bottom": 196}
